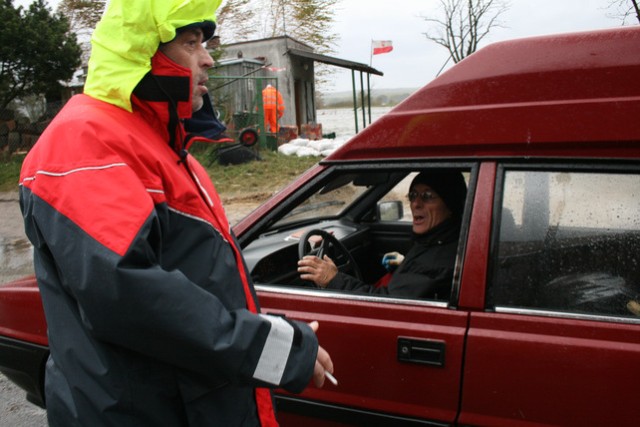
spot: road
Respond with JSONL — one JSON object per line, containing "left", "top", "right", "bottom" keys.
{"left": 0, "top": 374, "right": 47, "bottom": 426}
{"left": 0, "top": 190, "right": 263, "bottom": 425}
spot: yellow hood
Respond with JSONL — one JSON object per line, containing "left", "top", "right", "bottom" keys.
{"left": 84, "top": 0, "right": 222, "bottom": 112}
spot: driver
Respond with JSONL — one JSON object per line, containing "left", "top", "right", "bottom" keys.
{"left": 297, "top": 171, "right": 467, "bottom": 300}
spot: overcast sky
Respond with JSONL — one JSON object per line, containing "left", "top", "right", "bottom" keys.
{"left": 331, "top": 0, "right": 624, "bottom": 92}
{"left": 15, "top": 0, "right": 628, "bottom": 92}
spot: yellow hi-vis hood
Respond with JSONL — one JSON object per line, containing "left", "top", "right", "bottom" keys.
{"left": 84, "top": 0, "right": 222, "bottom": 112}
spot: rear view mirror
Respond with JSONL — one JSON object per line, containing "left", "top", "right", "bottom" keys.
{"left": 377, "top": 201, "right": 403, "bottom": 222}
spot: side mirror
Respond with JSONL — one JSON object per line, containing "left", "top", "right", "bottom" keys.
{"left": 377, "top": 201, "right": 403, "bottom": 222}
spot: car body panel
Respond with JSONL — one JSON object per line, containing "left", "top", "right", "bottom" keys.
{"left": 258, "top": 290, "right": 468, "bottom": 424}
{"left": 458, "top": 162, "right": 495, "bottom": 311}
{"left": 0, "top": 276, "right": 47, "bottom": 346}
{"left": 460, "top": 312, "right": 640, "bottom": 426}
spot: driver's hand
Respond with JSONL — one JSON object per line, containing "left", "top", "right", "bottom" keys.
{"left": 298, "top": 255, "right": 338, "bottom": 288}
{"left": 382, "top": 251, "right": 405, "bottom": 271}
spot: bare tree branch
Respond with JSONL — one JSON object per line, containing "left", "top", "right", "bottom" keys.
{"left": 606, "top": 0, "right": 640, "bottom": 25}
{"left": 217, "top": 0, "right": 259, "bottom": 42}
{"left": 421, "top": 0, "right": 510, "bottom": 64}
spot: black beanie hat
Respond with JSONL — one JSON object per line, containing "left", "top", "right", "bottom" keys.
{"left": 175, "top": 21, "right": 216, "bottom": 42}
{"left": 410, "top": 171, "right": 467, "bottom": 218}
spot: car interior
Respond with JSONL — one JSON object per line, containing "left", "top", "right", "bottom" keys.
{"left": 242, "top": 166, "right": 472, "bottom": 298}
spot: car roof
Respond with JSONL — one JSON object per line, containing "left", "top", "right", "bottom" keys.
{"left": 327, "top": 26, "right": 640, "bottom": 162}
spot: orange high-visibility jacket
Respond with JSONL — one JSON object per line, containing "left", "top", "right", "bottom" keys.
{"left": 262, "top": 85, "right": 285, "bottom": 117}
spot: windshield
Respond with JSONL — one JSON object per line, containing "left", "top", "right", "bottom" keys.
{"left": 272, "top": 173, "right": 387, "bottom": 227}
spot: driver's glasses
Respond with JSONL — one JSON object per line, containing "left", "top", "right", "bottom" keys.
{"left": 407, "top": 191, "right": 437, "bottom": 202}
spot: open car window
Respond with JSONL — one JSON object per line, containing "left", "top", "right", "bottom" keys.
{"left": 246, "top": 166, "right": 472, "bottom": 303}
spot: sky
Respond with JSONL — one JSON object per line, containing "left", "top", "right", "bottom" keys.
{"left": 14, "top": 0, "right": 629, "bottom": 92}
{"left": 330, "top": 0, "right": 624, "bottom": 92}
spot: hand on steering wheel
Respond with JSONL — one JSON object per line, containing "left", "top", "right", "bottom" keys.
{"left": 297, "top": 229, "right": 363, "bottom": 286}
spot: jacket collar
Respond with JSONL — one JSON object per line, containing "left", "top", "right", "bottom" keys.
{"left": 412, "top": 217, "right": 461, "bottom": 246}
{"left": 130, "top": 50, "right": 227, "bottom": 154}
{"left": 131, "top": 50, "right": 193, "bottom": 153}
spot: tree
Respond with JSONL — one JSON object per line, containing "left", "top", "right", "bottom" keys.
{"left": 261, "top": 0, "right": 339, "bottom": 55}
{"left": 57, "top": 0, "right": 107, "bottom": 65}
{"left": 606, "top": 0, "right": 640, "bottom": 25}
{"left": 216, "top": 0, "right": 340, "bottom": 91}
{"left": 218, "top": 0, "right": 339, "bottom": 56}
{"left": 0, "top": 0, "right": 81, "bottom": 110}
{"left": 58, "top": 0, "right": 106, "bottom": 30}
{"left": 422, "top": 0, "right": 509, "bottom": 64}
{"left": 217, "top": 0, "right": 258, "bottom": 42}
{"left": 286, "top": 0, "right": 340, "bottom": 55}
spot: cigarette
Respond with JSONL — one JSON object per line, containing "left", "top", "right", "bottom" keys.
{"left": 324, "top": 371, "right": 338, "bottom": 386}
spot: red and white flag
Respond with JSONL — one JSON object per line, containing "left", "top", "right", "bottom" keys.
{"left": 264, "top": 66, "right": 287, "bottom": 72}
{"left": 372, "top": 40, "right": 393, "bottom": 55}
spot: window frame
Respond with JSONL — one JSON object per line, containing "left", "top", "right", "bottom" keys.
{"left": 488, "top": 160, "right": 640, "bottom": 325}
{"left": 251, "top": 160, "right": 479, "bottom": 308}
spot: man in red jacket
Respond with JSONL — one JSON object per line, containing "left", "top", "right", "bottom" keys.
{"left": 19, "top": 1, "right": 332, "bottom": 426}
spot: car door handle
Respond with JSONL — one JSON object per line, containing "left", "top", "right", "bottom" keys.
{"left": 397, "top": 337, "right": 445, "bottom": 367}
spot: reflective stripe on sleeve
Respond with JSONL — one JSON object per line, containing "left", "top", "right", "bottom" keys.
{"left": 253, "top": 314, "right": 294, "bottom": 385}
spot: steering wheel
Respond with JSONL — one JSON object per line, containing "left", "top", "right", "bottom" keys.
{"left": 297, "top": 229, "right": 363, "bottom": 281}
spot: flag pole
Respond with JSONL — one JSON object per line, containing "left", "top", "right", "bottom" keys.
{"left": 369, "top": 39, "right": 373, "bottom": 67}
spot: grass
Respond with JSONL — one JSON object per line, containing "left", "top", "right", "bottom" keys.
{"left": 0, "top": 154, "right": 25, "bottom": 192}
{"left": 196, "top": 149, "right": 319, "bottom": 198}
{"left": 0, "top": 150, "right": 320, "bottom": 196}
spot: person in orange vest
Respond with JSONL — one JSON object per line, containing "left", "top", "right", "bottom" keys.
{"left": 262, "top": 84, "right": 285, "bottom": 133}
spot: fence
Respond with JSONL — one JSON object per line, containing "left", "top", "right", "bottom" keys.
{"left": 0, "top": 102, "right": 63, "bottom": 159}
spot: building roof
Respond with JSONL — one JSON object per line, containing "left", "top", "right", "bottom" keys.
{"left": 286, "top": 48, "right": 383, "bottom": 76}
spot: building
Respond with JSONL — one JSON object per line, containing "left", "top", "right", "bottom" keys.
{"left": 210, "top": 36, "right": 383, "bottom": 137}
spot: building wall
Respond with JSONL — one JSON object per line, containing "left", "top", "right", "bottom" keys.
{"left": 217, "top": 37, "right": 317, "bottom": 132}
{"left": 209, "top": 59, "right": 266, "bottom": 129}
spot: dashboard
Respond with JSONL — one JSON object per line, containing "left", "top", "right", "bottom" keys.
{"left": 243, "top": 221, "right": 359, "bottom": 285}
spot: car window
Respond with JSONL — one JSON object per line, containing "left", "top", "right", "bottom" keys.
{"left": 272, "top": 173, "right": 380, "bottom": 227}
{"left": 248, "top": 166, "right": 471, "bottom": 303}
{"left": 489, "top": 169, "right": 640, "bottom": 319}
{"left": 377, "top": 172, "right": 419, "bottom": 223}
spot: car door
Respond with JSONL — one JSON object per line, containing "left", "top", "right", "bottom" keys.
{"left": 459, "top": 162, "right": 640, "bottom": 426}
{"left": 251, "top": 163, "right": 478, "bottom": 426}
{"left": 260, "top": 292, "right": 468, "bottom": 426}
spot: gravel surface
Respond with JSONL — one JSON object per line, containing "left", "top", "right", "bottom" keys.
{"left": 0, "top": 374, "right": 48, "bottom": 426}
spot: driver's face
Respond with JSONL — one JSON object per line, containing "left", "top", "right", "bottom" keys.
{"left": 409, "top": 183, "right": 452, "bottom": 235}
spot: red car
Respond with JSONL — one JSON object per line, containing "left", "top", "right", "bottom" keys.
{"left": 2, "top": 26, "right": 640, "bottom": 426}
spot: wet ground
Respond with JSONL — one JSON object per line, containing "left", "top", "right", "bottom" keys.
{"left": 0, "top": 192, "right": 33, "bottom": 285}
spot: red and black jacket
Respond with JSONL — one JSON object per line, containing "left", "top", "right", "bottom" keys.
{"left": 19, "top": 50, "right": 316, "bottom": 427}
